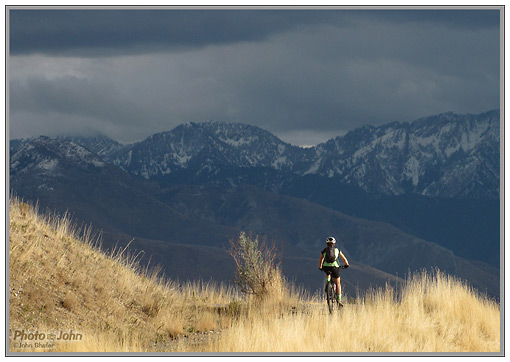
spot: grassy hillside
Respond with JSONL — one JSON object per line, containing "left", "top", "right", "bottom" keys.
{"left": 8, "top": 197, "right": 244, "bottom": 352}
{"left": 8, "top": 198, "right": 500, "bottom": 353}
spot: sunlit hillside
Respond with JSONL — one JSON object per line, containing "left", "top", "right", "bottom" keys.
{"left": 8, "top": 197, "right": 500, "bottom": 353}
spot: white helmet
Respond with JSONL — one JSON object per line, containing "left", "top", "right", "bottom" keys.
{"left": 326, "top": 237, "right": 336, "bottom": 244}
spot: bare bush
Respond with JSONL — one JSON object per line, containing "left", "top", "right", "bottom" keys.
{"left": 228, "top": 232, "right": 282, "bottom": 299}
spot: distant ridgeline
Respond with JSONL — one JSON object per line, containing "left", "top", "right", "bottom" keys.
{"left": 83, "top": 109, "right": 499, "bottom": 199}
{"left": 11, "top": 109, "right": 499, "bottom": 200}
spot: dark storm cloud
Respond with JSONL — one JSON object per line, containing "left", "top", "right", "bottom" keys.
{"left": 10, "top": 8, "right": 500, "bottom": 56}
{"left": 359, "top": 8, "right": 500, "bottom": 28}
{"left": 8, "top": 7, "right": 502, "bottom": 146}
{"left": 9, "top": 9, "right": 339, "bottom": 56}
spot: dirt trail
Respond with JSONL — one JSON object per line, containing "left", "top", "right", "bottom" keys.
{"left": 151, "top": 329, "right": 223, "bottom": 352}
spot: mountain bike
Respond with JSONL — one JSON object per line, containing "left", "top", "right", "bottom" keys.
{"left": 323, "top": 265, "right": 348, "bottom": 314}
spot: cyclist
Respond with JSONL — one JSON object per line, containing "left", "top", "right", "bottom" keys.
{"left": 319, "top": 236, "right": 349, "bottom": 305}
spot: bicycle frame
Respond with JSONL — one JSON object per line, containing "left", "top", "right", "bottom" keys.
{"left": 325, "top": 275, "right": 339, "bottom": 313}
{"left": 322, "top": 265, "right": 347, "bottom": 313}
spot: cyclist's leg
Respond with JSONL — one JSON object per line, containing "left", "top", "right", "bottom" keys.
{"left": 322, "top": 267, "right": 333, "bottom": 294}
{"left": 323, "top": 269, "right": 331, "bottom": 293}
{"left": 330, "top": 267, "right": 342, "bottom": 301}
{"left": 333, "top": 276, "right": 341, "bottom": 296}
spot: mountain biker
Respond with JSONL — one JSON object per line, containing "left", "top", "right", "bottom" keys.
{"left": 319, "top": 236, "right": 349, "bottom": 305}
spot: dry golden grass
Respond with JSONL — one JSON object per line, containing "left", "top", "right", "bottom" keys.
{"left": 9, "top": 196, "right": 239, "bottom": 353}
{"left": 8, "top": 197, "right": 501, "bottom": 354}
{"left": 204, "top": 271, "right": 500, "bottom": 353}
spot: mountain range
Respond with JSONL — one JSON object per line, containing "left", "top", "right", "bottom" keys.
{"left": 57, "top": 109, "right": 501, "bottom": 266}
{"left": 76, "top": 109, "right": 498, "bottom": 199}
{"left": 9, "top": 109, "right": 501, "bottom": 298}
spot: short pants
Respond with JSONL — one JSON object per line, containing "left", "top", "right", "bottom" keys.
{"left": 322, "top": 266, "right": 340, "bottom": 279}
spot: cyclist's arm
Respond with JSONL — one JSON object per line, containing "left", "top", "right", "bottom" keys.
{"left": 339, "top": 251, "right": 349, "bottom": 267}
{"left": 319, "top": 253, "right": 324, "bottom": 269}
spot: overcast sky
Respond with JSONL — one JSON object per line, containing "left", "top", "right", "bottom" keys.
{"left": 8, "top": 7, "right": 502, "bottom": 146}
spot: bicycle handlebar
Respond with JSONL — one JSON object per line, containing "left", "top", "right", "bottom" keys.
{"left": 319, "top": 264, "right": 350, "bottom": 270}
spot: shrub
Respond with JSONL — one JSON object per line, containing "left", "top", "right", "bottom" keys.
{"left": 228, "top": 232, "right": 281, "bottom": 299}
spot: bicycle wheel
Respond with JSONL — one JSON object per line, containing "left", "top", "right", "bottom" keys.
{"left": 326, "top": 281, "right": 335, "bottom": 314}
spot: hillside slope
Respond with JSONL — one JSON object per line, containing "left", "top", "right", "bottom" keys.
{"left": 157, "top": 184, "right": 500, "bottom": 298}
{"left": 95, "top": 229, "right": 406, "bottom": 298}
{"left": 8, "top": 198, "right": 501, "bottom": 353}
{"left": 8, "top": 197, "right": 238, "bottom": 352}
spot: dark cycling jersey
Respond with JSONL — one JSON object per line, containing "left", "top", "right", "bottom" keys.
{"left": 321, "top": 247, "right": 340, "bottom": 267}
